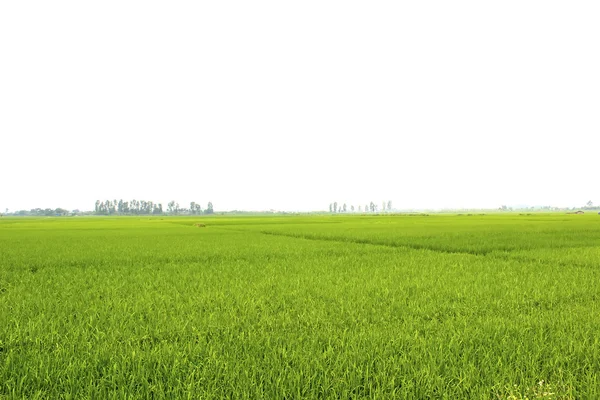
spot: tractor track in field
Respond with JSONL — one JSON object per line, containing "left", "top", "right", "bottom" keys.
{"left": 257, "top": 230, "right": 598, "bottom": 270}
{"left": 213, "top": 226, "right": 481, "bottom": 256}
{"left": 257, "top": 230, "right": 487, "bottom": 257}
{"left": 214, "top": 227, "right": 598, "bottom": 270}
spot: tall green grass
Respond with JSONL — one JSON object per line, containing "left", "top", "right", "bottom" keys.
{"left": 1, "top": 214, "right": 599, "bottom": 398}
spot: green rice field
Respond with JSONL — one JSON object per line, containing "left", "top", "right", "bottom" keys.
{"left": 1, "top": 213, "right": 600, "bottom": 398}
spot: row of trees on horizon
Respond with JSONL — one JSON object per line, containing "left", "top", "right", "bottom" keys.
{"left": 94, "top": 200, "right": 214, "bottom": 215}
{"left": 7, "top": 208, "right": 73, "bottom": 217}
{"left": 329, "top": 201, "right": 393, "bottom": 213}
{"left": 3, "top": 200, "right": 599, "bottom": 217}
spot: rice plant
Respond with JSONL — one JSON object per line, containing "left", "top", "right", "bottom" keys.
{"left": 1, "top": 214, "right": 599, "bottom": 398}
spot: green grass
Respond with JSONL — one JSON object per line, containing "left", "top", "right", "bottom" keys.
{"left": 1, "top": 214, "right": 599, "bottom": 398}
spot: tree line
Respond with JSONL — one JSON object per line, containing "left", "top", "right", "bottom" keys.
{"left": 329, "top": 201, "right": 393, "bottom": 213}
{"left": 94, "top": 199, "right": 214, "bottom": 215}
{"left": 8, "top": 208, "right": 72, "bottom": 217}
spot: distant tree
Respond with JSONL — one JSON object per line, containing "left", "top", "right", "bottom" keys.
{"left": 369, "top": 202, "right": 375, "bottom": 212}
{"left": 190, "top": 202, "right": 196, "bottom": 215}
{"left": 333, "top": 202, "right": 338, "bottom": 213}
{"left": 343, "top": 203, "right": 347, "bottom": 212}
{"left": 206, "top": 202, "right": 214, "bottom": 214}
{"left": 358, "top": 205, "right": 362, "bottom": 212}
{"left": 351, "top": 205, "right": 355, "bottom": 212}
{"left": 387, "top": 200, "right": 392, "bottom": 211}
{"left": 382, "top": 202, "right": 386, "bottom": 212}
{"left": 586, "top": 200, "right": 594, "bottom": 208}
{"left": 167, "top": 201, "right": 175, "bottom": 213}
{"left": 329, "top": 203, "right": 333, "bottom": 213}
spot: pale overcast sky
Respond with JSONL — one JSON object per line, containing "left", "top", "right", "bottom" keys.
{"left": 1, "top": 1, "right": 599, "bottom": 212}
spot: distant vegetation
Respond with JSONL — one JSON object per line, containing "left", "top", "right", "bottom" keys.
{"left": 1, "top": 201, "right": 215, "bottom": 217}
{"left": 94, "top": 200, "right": 214, "bottom": 215}
{"left": 93, "top": 199, "right": 214, "bottom": 215}
{"left": 3, "top": 200, "right": 599, "bottom": 217}
{"left": 329, "top": 200, "right": 393, "bottom": 213}
{"left": 8, "top": 207, "right": 74, "bottom": 217}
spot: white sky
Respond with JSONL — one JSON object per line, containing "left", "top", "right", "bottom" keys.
{"left": 1, "top": 1, "right": 599, "bottom": 212}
